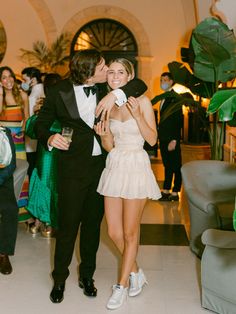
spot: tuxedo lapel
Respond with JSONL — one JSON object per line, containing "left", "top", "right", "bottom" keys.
{"left": 59, "top": 80, "right": 80, "bottom": 120}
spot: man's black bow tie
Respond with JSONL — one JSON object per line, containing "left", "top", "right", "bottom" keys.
{"left": 83, "top": 85, "right": 97, "bottom": 97}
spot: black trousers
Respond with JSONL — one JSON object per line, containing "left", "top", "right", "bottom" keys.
{"left": 52, "top": 156, "right": 104, "bottom": 284}
{"left": 0, "top": 176, "right": 18, "bottom": 255}
{"left": 159, "top": 140, "right": 182, "bottom": 192}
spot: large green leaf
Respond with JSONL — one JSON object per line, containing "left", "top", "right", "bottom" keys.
{"left": 207, "top": 89, "right": 236, "bottom": 121}
{"left": 193, "top": 34, "right": 230, "bottom": 66}
{"left": 191, "top": 17, "right": 236, "bottom": 83}
{"left": 168, "top": 61, "right": 215, "bottom": 98}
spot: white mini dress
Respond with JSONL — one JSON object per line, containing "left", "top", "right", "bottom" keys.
{"left": 97, "top": 118, "right": 161, "bottom": 200}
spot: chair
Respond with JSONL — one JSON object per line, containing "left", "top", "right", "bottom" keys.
{"left": 13, "top": 159, "right": 29, "bottom": 200}
{"left": 181, "top": 160, "right": 236, "bottom": 257}
{"left": 201, "top": 229, "right": 236, "bottom": 314}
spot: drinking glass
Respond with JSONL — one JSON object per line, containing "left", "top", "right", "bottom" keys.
{"left": 62, "top": 127, "right": 73, "bottom": 144}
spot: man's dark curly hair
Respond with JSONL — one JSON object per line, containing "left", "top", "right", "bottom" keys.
{"left": 69, "top": 49, "right": 103, "bottom": 85}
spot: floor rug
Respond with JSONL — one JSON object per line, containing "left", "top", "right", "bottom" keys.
{"left": 140, "top": 224, "right": 189, "bottom": 246}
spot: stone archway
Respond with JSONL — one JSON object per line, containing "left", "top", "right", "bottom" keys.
{"left": 28, "top": 0, "right": 57, "bottom": 45}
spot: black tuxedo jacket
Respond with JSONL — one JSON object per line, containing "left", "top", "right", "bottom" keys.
{"left": 35, "top": 78, "right": 147, "bottom": 179}
{"left": 158, "top": 90, "right": 183, "bottom": 143}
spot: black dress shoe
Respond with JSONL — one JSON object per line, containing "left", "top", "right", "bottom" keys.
{"left": 168, "top": 194, "right": 179, "bottom": 201}
{"left": 79, "top": 278, "right": 97, "bottom": 297}
{"left": 0, "top": 255, "right": 12, "bottom": 275}
{"left": 50, "top": 283, "right": 65, "bottom": 303}
{"left": 158, "top": 192, "right": 171, "bottom": 202}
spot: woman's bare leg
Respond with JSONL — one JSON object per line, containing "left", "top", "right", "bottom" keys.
{"left": 105, "top": 197, "right": 146, "bottom": 284}
{"left": 118, "top": 198, "right": 146, "bottom": 287}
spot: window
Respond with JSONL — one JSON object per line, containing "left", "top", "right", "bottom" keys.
{"left": 71, "top": 19, "right": 138, "bottom": 72}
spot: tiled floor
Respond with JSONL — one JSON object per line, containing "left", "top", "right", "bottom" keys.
{"left": 0, "top": 155, "right": 210, "bottom": 314}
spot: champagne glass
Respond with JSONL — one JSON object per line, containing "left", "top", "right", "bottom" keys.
{"left": 62, "top": 127, "right": 73, "bottom": 144}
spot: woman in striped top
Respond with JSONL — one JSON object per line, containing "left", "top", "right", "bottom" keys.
{"left": 0, "top": 66, "right": 31, "bottom": 222}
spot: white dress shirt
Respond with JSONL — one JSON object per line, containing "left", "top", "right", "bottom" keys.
{"left": 111, "top": 89, "right": 127, "bottom": 106}
{"left": 73, "top": 84, "right": 102, "bottom": 156}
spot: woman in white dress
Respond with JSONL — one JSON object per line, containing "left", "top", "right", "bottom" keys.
{"left": 95, "top": 58, "right": 161, "bottom": 310}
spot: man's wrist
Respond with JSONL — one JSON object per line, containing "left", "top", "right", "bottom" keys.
{"left": 111, "top": 89, "right": 127, "bottom": 107}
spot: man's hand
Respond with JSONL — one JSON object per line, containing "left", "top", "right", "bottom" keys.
{"left": 95, "top": 92, "right": 116, "bottom": 122}
{"left": 48, "top": 133, "right": 70, "bottom": 150}
{"left": 168, "top": 140, "right": 176, "bottom": 151}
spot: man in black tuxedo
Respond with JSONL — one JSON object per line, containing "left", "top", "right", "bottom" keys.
{"left": 34, "top": 49, "right": 147, "bottom": 303}
{"left": 157, "top": 72, "right": 183, "bottom": 202}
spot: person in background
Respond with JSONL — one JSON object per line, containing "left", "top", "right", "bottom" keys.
{"left": 95, "top": 58, "right": 161, "bottom": 310}
{"left": 34, "top": 49, "right": 147, "bottom": 304}
{"left": 0, "top": 126, "right": 18, "bottom": 275}
{"left": 21, "top": 67, "right": 45, "bottom": 178}
{"left": 26, "top": 73, "right": 62, "bottom": 237}
{"left": 155, "top": 72, "right": 183, "bottom": 202}
{"left": 0, "top": 66, "right": 32, "bottom": 222}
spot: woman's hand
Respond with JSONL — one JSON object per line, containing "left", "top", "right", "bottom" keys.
{"left": 94, "top": 119, "right": 114, "bottom": 152}
{"left": 126, "top": 96, "right": 141, "bottom": 120}
{"left": 94, "top": 119, "right": 110, "bottom": 136}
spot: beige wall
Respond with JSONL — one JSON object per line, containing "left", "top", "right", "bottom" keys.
{"left": 0, "top": 0, "right": 215, "bottom": 99}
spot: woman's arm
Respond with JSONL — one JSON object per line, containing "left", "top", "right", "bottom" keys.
{"left": 95, "top": 78, "right": 147, "bottom": 120}
{"left": 127, "top": 95, "right": 157, "bottom": 146}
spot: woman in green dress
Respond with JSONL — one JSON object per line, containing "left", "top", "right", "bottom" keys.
{"left": 26, "top": 73, "right": 62, "bottom": 237}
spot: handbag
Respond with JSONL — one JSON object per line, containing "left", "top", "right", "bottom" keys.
{"left": 0, "top": 126, "right": 12, "bottom": 168}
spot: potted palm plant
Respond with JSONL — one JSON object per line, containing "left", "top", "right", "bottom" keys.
{"left": 19, "top": 32, "right": 71, "bottom": 75}
{"left": 162, "top": 17, "right": 236, "bottom": 160}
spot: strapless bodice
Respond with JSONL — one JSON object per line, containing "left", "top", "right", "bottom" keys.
{"left": 109, "top": 118, "right": 144, "bottom": 150}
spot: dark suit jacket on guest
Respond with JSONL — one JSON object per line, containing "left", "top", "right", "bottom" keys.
{"left": 158, "top": 89, "right": 183, "bottom": 143}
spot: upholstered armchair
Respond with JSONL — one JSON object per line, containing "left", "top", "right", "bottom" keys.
{"left": 13, "top": 159, "right": 28, "bottom": 200}
{"left": 181, "top": 160, "right": 236, "bottom": 257}
{"left": 201, "top": 229, "right": 236, "bottom": 313}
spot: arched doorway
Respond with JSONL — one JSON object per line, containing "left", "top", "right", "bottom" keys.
{"left": 70, "top": 18, "right": 138, "bottom": 73}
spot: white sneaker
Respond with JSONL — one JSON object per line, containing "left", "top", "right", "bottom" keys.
{"left": 106, "top": 284, "right": 128, "bottom": 310}
{"left": 128, "top": 268, "right": 148, "bottom": 297}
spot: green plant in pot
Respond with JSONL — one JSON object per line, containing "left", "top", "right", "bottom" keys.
{"left": 19, "top": 32, "right": 71, "bottom": 75}
{"left": 158, "top": 17, "right": 236, "bottom": 160}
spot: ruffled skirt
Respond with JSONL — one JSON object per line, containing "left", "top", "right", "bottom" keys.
{"left": 97, "top": 147, "right": 161, "bottom": 200}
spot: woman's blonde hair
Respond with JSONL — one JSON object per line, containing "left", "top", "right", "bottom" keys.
{"left": 108, "top": 58, "right": 135, "bottom": 80}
